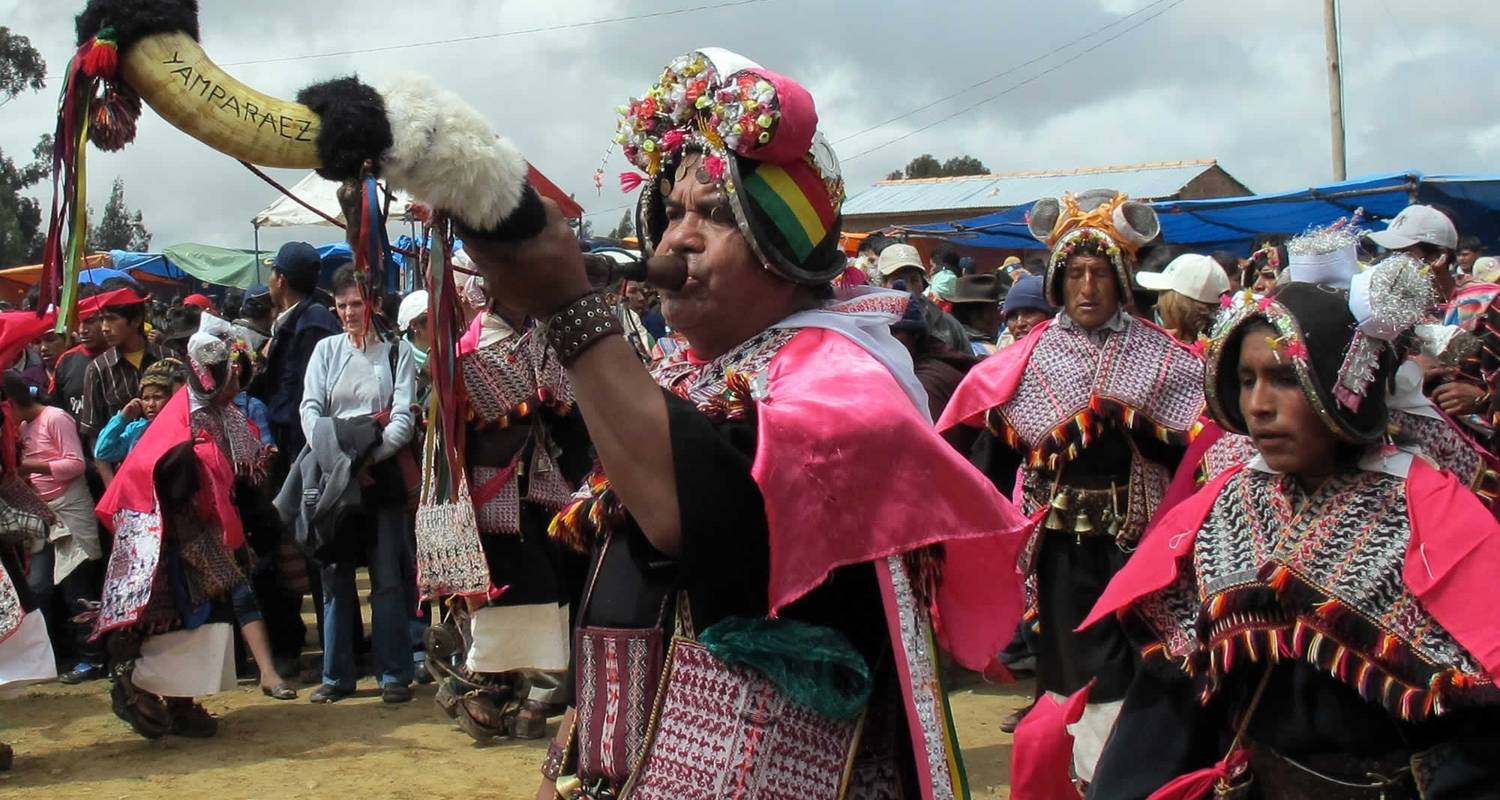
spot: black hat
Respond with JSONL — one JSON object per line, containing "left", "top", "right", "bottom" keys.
{"left": 947, "top": 274, "right": 1004, "bottom": 305}
{"left": 272, "top": 241, "right": 322, "bottom": 283}
{"left": 1205, "top": 282, "right": 1394, "bottom": 444}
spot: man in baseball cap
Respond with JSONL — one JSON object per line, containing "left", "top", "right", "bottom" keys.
{"left": 181, "top": 293, "right": 217, "bottom": 314}
{"left": 1134, "top": 253, "right": 1230, "bottom": 304}
{"left": 1368, "top": 205, "right": 1462, "bottom": 297}
{"left": 1135, "top": 253, "right": 1230, "bottom": 344}
{"left": 262, "top": 242, "right": 341, "bottom": 460}
{"left": 1371, "top": 206, "right": 1494, "bottom": 426}
{"left": 876, "top": 243, "right": 929, "bottom": 291}
{"left": 1367, "top": 204, "right": 1459, "bottom": 253}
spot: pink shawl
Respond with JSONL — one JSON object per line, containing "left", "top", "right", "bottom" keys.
{"left": 753, "top": 328, "right": 1030, "bottom": 669}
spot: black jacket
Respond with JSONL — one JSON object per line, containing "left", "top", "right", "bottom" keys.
{"left": 257, "top": 298, "right": 340, "bottom": 437}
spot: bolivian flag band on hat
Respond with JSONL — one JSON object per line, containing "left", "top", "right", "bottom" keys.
{"left": 619, "top": 48, "right": 847, "bottom": 285}
{"left": 741, "top": 160, "right": 838, "bottom": 264}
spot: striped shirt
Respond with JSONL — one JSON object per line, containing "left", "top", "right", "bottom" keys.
{"left": 80, "top": 343, "right": 164, "bottom": 441}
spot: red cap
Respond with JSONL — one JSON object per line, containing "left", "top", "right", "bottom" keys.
{"left": 77, "top": 287, "right": 148, "bottom": 319}
{"left": 182, "top": 294, "right": 215, "bottom": 312}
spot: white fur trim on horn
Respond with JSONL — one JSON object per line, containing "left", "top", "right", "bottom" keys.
{"left": 377, "top": 75, "right": 530, "bottom": 232}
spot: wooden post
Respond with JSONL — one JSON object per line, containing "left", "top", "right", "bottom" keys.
{"left": 1324, "top": 0, "right": 1347, "bottom": 181}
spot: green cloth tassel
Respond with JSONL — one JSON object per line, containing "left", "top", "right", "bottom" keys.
{"left": 698, "top": 617, "right": 872, "bottom": 721}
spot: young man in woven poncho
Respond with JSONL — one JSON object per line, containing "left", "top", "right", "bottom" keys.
{"left": 938, "top": 190, "right": 1207, "bottom": 786}
{"left": 1082, "top": 255, "right": 1500, "bottom": 798}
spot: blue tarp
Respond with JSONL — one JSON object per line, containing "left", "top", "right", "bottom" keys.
{"left": 110, "top": 250, "right": 192, "bottom": 281}
{"left": 903, "top": 171, "right": 1500, "bottom": 254}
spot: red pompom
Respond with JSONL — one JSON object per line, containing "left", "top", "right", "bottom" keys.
{"left": 80, "top": 39, "right": 119, "bottom": 80}
{"left": 619, "top": 171, "right": 647, "bottom": 194}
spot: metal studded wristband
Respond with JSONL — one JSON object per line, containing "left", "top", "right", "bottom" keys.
{"left": 546, "top": 291, "right": 624, "bottom": 366}
{"left": 541, "top": 738, "right": 566, "bottom": 781}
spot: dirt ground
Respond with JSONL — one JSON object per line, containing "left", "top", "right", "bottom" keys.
{"left": 2, "top": 664, "right": 1027, "bottom": 799}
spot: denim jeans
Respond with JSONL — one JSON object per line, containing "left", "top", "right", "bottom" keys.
{"left": 320, "top": 507, "right": 416, "bottom": 690}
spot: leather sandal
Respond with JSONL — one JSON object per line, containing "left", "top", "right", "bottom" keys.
{"left": 166, "top": 698, "right": 219, "bottom": 738}
{"left": 507, "top": 699, "right": 552, "bottom": 740}
{"left": 110, "top": 672, "right": 171, "bottom": 740}
{"left": 261, "top": 682, "right": 298, "bottom": 700}
{"left": 456, "top": 689, "right": 509, "bottom": 742}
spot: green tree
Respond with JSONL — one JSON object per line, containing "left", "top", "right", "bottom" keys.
{"left": 889, "top": 153, "right": 991, "bottom": 180}
{"left": 88, "top": 178, "right": 152, "bottom": 252}
{"left": 0, "top": 27, "right": 48, "bottom": 267}
{"left": 903, "top": 154, "right": 943, "bottom": 179}
{"left": 608, "top": 209, "right": 634, "bottom": 240}
{"left": 941, "top": 155, "right": 989, "bottom": 176}
{"left": 0, "top": 136, "right": 49, "bottom": 267}
{"left": 0, "top": 27, "right": 46, "bottom": 108}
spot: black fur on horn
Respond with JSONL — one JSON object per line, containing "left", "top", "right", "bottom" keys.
{"left": 296, "top": 76, "right": 394, "bottom": 183}
{"left": 76, "top": 0, "right": 201, "bottom": 49}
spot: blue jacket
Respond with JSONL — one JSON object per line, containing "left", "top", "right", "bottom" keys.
{"left": 93, "top": 412, "right": 149, "bottom": 463}
{"left": 234, "top": 392, "right": 275, "bottom": 446}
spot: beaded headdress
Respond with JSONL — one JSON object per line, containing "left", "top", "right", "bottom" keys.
{"left": 1026, "top": 188, "right": 1160, "bottom": 307}
{"left": 610, "top": 48, "right": 846, "bottom": 285}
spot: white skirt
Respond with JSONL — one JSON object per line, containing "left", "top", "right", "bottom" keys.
{"left": 133, "top": 623, "right": 236, "bottom": 698}
{"left": 467, "top": 603, "right": 570, "bottom": 674}
{"left": 49, "top": 480, "right": 103, "bottom": 584}
{"left": 0, "top": 610, "right": 57, "bottom": 698}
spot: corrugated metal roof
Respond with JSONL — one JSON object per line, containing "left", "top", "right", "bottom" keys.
{"left": 842, "top": 160, "right": 1223, "bottom": 217}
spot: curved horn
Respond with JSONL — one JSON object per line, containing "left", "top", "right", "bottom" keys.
{"left": 121, "top": 31, "right": 321, "bottom": 169}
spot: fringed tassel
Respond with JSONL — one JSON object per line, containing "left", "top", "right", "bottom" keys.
{"left": 548, "top": 470, "right": 621, "bottom": 553}
{"left": 79, "top": 32, "right": 119, "bottom": 80}
{"left": 618, "top": 171, "right": 647, "bottom": 194}
{"left": 1207, "top": 594, "right": 1227, "bottom": 620}
{"left": 1313, "top": 597, "right": 1347, "bottom": 622}
{"left": 1265, "top": 563, "right": 1293, "bottom": 592}
{"left": 41, "top": 39, "right": 103, "bottom": 331}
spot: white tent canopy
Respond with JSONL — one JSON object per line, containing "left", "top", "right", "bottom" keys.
{"left": 251, "top": 171, "right": 412, "bottom": 228}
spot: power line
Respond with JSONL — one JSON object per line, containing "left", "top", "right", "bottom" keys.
{"left": 841, "top": 0, "right": 1193, "bottom": 164}
{"left": 44, "top": 0, "right": 767, "bottom": 77}
{"left": 831, "top": 0, "right": 1178, "bottom": 146}
{"left": 218, "top": 0, "right": 769, "bottom": 67}
{"left": 583, "top": 202, "right": 634, "bottom": 219}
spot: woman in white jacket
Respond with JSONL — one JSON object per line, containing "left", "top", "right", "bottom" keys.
{"left": 299, "top": 266, "right": 418, "bottom": 704}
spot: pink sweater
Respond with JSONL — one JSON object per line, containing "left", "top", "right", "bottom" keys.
{"left": 21, "top": 405, "right": 85, "bottom": 500}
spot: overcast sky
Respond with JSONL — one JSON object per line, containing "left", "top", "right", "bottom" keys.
{"left": 2, "top": 0, "right": 1496, "bottom": 255}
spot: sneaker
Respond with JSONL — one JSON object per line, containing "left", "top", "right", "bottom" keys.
{"left": 381, "top": 683, "right": 413, "bottom": 704}
{"left": 60, "top": 662, "right": 104, "bottom": 685}
{"left": 309, "top": 684, "right": 355, "bottom": 704}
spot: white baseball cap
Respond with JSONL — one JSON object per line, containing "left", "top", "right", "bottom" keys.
{"left": 1367, "top": 205, "right": 1458, "bottom": 251}
{"left": 876, "top": 243, "right": 927, "bottom": 278}
{"left": 397, "top": 290, "right": 430, "bottom": 333}
{"left": 1134, "top": 253, "right": 1230, "bottom": 304}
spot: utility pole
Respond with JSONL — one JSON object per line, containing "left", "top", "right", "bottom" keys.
{"left": 1324, "top": 0, "right": 1347, "bottom": 181}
